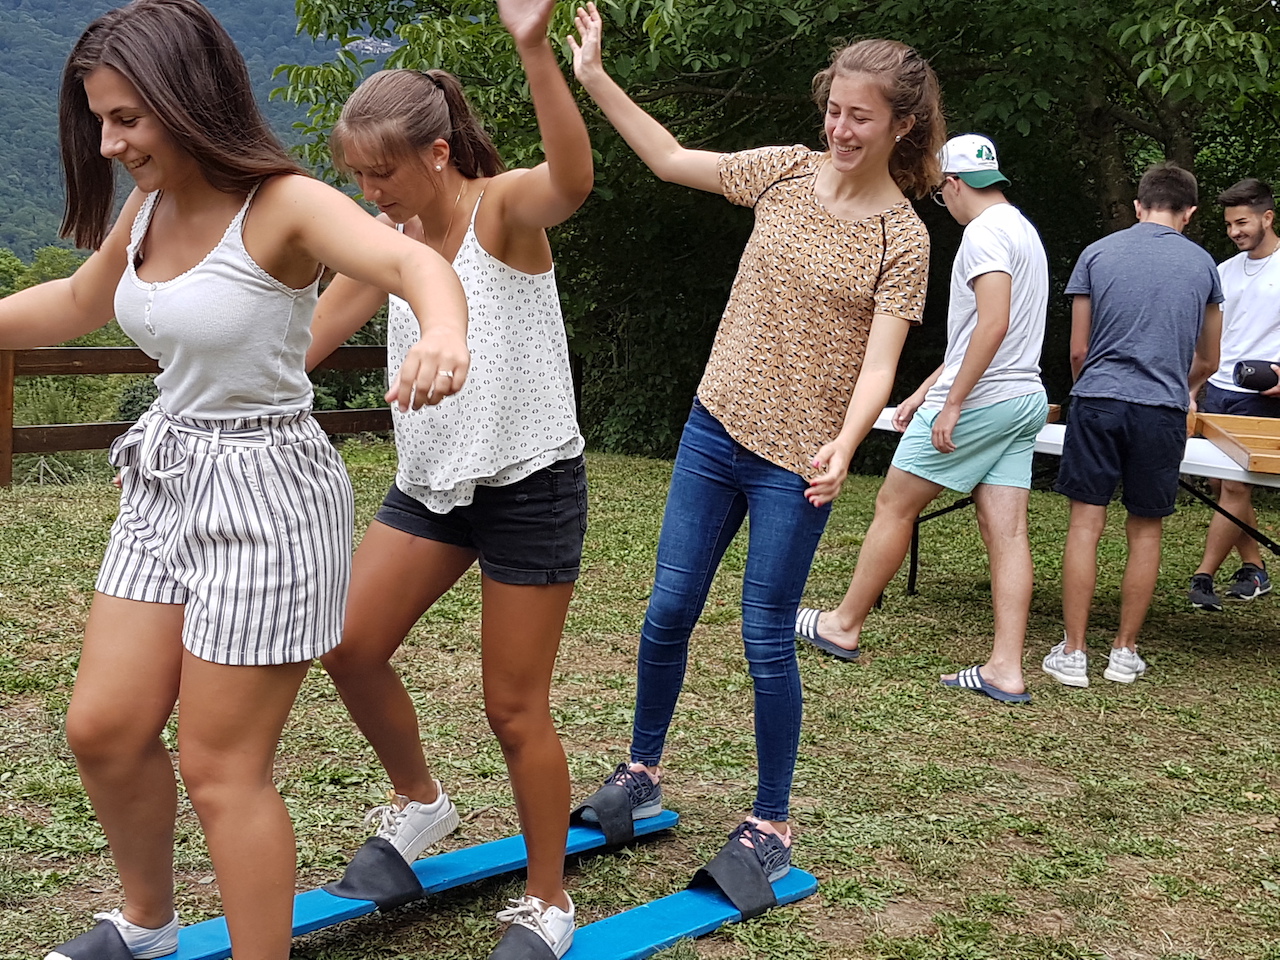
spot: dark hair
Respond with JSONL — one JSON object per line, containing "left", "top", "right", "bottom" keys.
{"left": 812, "top": 39, "right": 945, "bottom": 200}
{"left": 1136, "top": 161, "right": 1198, "bottom": 212}
{"left": 330, "top": 69, "right": 505, "bottom": 185}
{"left": 1217, "top": 177, "right": 1274, "bottom": 213}
{"left": 58, "top": 0, "right": 304, "bottom": 250}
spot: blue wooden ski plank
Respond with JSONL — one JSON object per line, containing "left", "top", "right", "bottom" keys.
{"left": 170, "top": 810, "right": 680, "bottom": 960}
{"left": 565, "top": 868, "right": 819, "bottom": 960}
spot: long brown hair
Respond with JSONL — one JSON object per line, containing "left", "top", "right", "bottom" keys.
{"left": 59, "top": 0, "right": 304, "bottom": 249}
{"left": 812, "top": 40, "right": 945, "bottom": 200}
{"left": 329, "top": 69, "right": 505, "bottom": 187}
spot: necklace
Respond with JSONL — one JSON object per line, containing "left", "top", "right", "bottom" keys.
{"left": 441, "top": 178, "right": 467, "bottom": 251}
{"left": 1243, "top": 250, "right": 1275, "bottom": 277}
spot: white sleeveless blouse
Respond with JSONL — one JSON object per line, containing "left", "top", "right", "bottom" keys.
{"left": 115, "top": 186, "right": 318, "bottom": 421}
{"left": 388, "top": 195, "right": 583, "bottom": 513}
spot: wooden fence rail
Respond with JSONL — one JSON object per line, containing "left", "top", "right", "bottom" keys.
{"left": 0, "top": 345, "right": 392, "bottom": 487}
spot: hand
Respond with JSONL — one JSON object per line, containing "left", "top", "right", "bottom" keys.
{"left": 805, "top": 440, "right": 852, "bottom": 507}
{"left": 498, "top": 0, "right": 555, "bottom": 50}
{"left": 931, "top": 405, "right": 961, "bottom": 453}
{"left": 892, "top": 393, "right": 924, "bottom": 432}
{"left": 387, "top": 330, "right": 471, "bottom": 411}
{"left": 1264, "top": 364, "right": 1280, "bottom": 398}
{"left": 567, "top": 2, "right": 606, "bottom": 84}
{"left": 1188, "top": 389, "right": 1198, "bottom": 414}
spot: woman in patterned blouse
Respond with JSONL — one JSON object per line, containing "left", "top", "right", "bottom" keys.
{"left": 569, "top": 2, "right": 943, "bottom": 875}
{"left": 305, "top": 0, "right": 592, "bottom": 955}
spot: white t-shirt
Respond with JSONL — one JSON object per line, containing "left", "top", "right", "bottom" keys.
{"left": 924, "top": 203, "right": 1048, "bottom": 410}
{"left": 1208, "top": 249, "right": 1280, "bottom": 393}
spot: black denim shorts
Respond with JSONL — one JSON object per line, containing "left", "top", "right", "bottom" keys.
{"left": 375, "top": 455, "right": 587, "bottom": 585}
{"left": 1054, "top": 397, "right": 1186, "bottom": 518}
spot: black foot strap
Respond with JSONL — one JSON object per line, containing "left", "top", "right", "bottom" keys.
{"left": 570, "top": 784, "right": 634, "bottom": 846}
{"left": 689, "top": 838, "right": 778, "bottom": 920}
{"left": 488, "top": 923, "right": 559, "bottom": 960}
{"left": 47, "top": 921, "right": 135, "bottom": 960}
{"left": 322, "top": 837, "right": 425, "bottom": 909}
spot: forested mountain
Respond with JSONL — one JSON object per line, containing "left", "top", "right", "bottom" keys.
{"left": 0, "top": 0, "right": 333, "bottom": 256}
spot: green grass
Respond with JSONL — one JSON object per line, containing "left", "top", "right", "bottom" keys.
{"left": 2, "top": 440, "right": 1279, "bottom": 958}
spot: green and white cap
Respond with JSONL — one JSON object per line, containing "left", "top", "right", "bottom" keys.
{"left": 939, "top": 133, "right": 1010, "bottom": 188}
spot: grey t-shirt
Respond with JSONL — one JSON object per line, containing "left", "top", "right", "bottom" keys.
{"left": 1066, "top": 221, "right": 1223, "bottom": 411}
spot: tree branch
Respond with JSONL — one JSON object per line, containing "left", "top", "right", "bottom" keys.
{"left": 633, "top": 83, "right": 807, "bottom": 105}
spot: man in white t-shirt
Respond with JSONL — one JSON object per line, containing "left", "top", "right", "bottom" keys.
{"left": 795, "top": 134, "right": 1049, "bottom": 703}
{"left": 1188, "top": 178, "right": 1280, "bottom": 610}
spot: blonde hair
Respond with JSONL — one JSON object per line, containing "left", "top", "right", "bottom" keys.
{"left": 812, "top": 39, "right": 945, "bottom": 199}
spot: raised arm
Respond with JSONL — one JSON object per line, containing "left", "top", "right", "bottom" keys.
{"left": 568, "top": 2, "right": 723, "bottom": 193}
{"left": 270, "top": 176, "right": 469, "bottom": 410}
{"left": 0, "top": 190, "right": 143, "bottom": 349}
{"left": 493, "top": 0, "right": 593, "bottom": 229}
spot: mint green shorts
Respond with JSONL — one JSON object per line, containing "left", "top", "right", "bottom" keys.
{"left": 891, "top": 391, "right": 1049, "bottom": 492}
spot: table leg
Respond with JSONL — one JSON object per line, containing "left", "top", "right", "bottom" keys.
{"left": 1178, "top": 478, "right": 1280, "bottom": 557}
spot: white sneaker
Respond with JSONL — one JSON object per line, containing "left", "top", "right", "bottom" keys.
{"left": 1042, "top": 638, "right": 1088, "bottom": 688}
{"left": 45, "top": 909, "right": 179, "bottom": 960}
{"left": 364, "top": 779, "right": 460, "bottom": 863}
{"left": 1104, "top": 646, "right": 1147, "bottom": 683}
{"left": 496, "top": 894, "right": 575, "bottom": 958}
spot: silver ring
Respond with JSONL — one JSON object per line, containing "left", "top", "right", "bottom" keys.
{"left": 437, "top": 370, "right": 455, "bottom": 378}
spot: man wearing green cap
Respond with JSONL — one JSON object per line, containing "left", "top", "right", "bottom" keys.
{"left": 796, "top": 134, "right": 1048, "bottom": 704}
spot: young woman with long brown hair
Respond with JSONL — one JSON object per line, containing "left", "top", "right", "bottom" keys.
{"left": 305, "top": 0, "right": 591, "bottom": 954}
{"left": 9, "top": 2, "right": 469, "bottom": 958}
{"left": 568, "top": 2, "right": 943, "bottom": 877}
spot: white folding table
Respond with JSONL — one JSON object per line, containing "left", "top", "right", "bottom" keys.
{"left": 873, "top": 408, "right": 1280, "bottom": 595}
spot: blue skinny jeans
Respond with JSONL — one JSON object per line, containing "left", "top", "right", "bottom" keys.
{"left": 630, "top": 399, "right": 831, "bottom": 822}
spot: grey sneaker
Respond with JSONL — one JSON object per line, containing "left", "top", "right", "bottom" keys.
{"left": 364, "top": 780, "right": 460, "bottom": 864}
{"left": 1042, "top": 639, "right": 1088, "bottom": 688}
{"left": 730, "top": 818, "right": 792, "bottom": 882}
{"left": 1103, "top": 646, "right": 1147, "bottom": 684}
{"left": 578, "top": 762, "right": 663, "bottom": 823}
{"left": 1189, "top": 572, "right": 1222, "bottom": 611}
{"left": 1225, "top": 563, "right": 1272, "bottom": 602}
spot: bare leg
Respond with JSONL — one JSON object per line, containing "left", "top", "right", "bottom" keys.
{"left": 480, "top": 577, "right": 574, "bottom": 911}
{"left": 942, "top": 483, "right": 1032, "bottom": 695}
{"left": 817, "top": 468, "right": 944, "bottom": 650}
{"left": 64, "top": 594, "right": 185, "bottom": 929}
{"left": 1061, "top": 501, "right": 1107, "bottom": 654}
{"left": 176, "top": 653, "right": 311, "bottom": 960}
{"left": 1196, "top": 480, "right": 1263, "bottom": 575}
{"left": 321, "top": 521, "right": 478, "bottom": 803}
{"left": 1116, "top": 514, "right": 1164, "bottom": 651}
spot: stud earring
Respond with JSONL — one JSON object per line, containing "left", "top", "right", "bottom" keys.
{"left": 895, "top": 135, "right": 902, "bottom": 142}
{"left": 436, "top": 165, "right": 442, "bottom": 171}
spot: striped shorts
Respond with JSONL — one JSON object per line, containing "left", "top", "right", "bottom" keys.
{"left": 96, "top": 402, "right": 354, "bottom": 665}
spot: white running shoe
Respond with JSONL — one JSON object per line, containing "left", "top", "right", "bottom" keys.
{"left": 1042, "top": 639, "right": 1089, "bottom": 688}
{"left": 1103, "top": 646, "right": 1147, "bottom": 684}
{"left": 364, "top": 779, "right": 460, "bottom": 864}
{"left": 496, "top": 894, "right": 575, "bottom": 958}
{"left": 45, "top": 908, "right": 179, "bottom": 960}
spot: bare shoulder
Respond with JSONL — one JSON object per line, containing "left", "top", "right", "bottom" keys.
{"left": 254, "top": 173, "right": 341, "bottom": 212}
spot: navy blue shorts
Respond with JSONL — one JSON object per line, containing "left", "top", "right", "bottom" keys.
{"left": 374, "top": 455, "right": 587, "bottom": 585}
{"left": 1054, "top": 398, "right": 1186, "bottom": 518}
{"left": 1201, "top": 381, "right": 1280, "bottom": 419}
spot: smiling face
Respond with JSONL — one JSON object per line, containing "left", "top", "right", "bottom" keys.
{"left": 822, "top": 71, "right": 911, "bottom": 177}
{"left": 1223, "top": 204, "right": 1276, "bottom": 255}
{"left": 83, "top": 65, "right": 194, "bottom": 192}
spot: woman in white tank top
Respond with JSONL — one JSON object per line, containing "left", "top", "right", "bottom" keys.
{"left": 0, "top": 3, "right": 469, "bottom": 959}
{"left": 306, "top": 1, "right": 591, "bottom": 955}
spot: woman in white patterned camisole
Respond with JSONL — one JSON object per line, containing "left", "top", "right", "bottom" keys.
{"left": 305, "top": 1, "right": 590, "bottom": 955}
{"left": 1, "top": 3, "right": 469, "bottom": 960}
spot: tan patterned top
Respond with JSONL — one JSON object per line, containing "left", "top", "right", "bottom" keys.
{"left": 698, "top": 145, "right": 929, "bottom": 477}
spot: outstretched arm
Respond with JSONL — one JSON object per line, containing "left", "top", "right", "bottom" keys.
{"left": 273, "top": 177, "right": 469, "bottom": 410}
{"left": 568, "top": 2, "right": 723, "bottom": 193}
{"left": 0, "top": 191, "right": 144, "bottom": 349}
{"left": 307, "top": 272, "right": 389, "bottom": 371}
{"left": 494, "top": 0, "right": 593, "bottom": 229}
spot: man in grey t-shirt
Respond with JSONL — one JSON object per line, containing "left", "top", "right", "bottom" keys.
{"left": 1042, "top": 162, "right": 1222, "bottom": 689}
